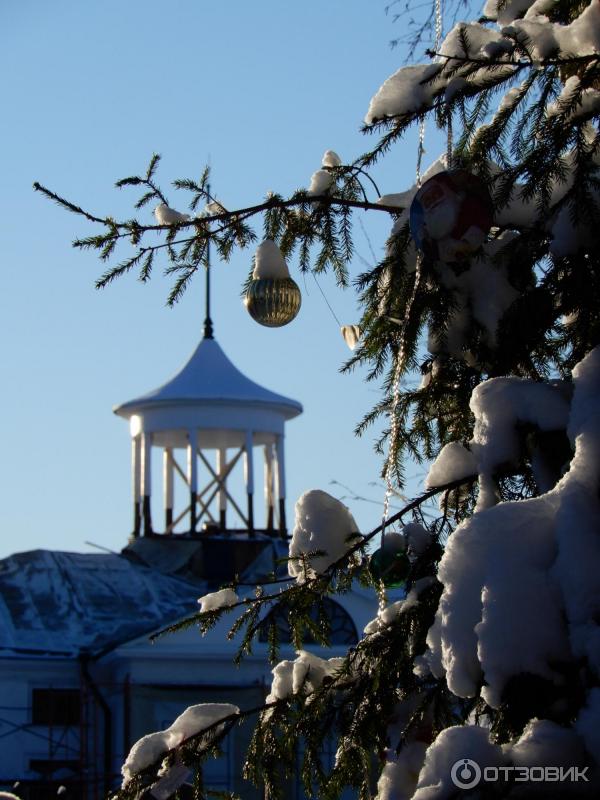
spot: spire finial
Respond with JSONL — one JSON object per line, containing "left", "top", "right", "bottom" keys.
{"left": 203, "top": 178, "right": 214, "bottom": 340}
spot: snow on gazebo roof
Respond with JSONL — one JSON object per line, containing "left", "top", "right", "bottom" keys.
{"left": 113, "top": 336, "right": 302, "bottom": 422}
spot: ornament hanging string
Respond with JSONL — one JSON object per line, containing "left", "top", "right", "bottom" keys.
{"left": 378, "top": 0, "right": 444, "bottom": 607}
{"left": 311, "top": 272, "right": 342, "bottom": 328}
{"left": 447, "top": 108, "right": 454, "bottom": 169}
{"left": 416, "top": 118, "right": 426, "bottom": 188}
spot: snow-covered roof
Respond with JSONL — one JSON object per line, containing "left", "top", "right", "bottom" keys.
{"left": 0, "top": 550, "right": 200, "bottom": 657}
{"left": 114, "top": 337, "right": 302, "bottom": 421}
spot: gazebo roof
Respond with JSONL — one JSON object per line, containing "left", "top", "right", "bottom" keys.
{"left": 114, "top": 337, "right": 302, "bottom": 421}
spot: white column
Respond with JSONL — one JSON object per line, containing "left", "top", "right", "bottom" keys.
{"left": 131, "top": 435, "right": 141, "bottom": 536}
{"left": 141, "top": 432, "right": 153, "bottom": 535}
{"left": 163, "top": 448, "right": 174, "bottom": 533}
{"left": 264, "top": 444, "right": 274, "bottom": 531}
{"left": 275, "top": 434, "right": 286, "bottom": 534}
{"left": 187, "top": 430, "right": 198, "bottom": 532}
{"left": 217, "top": 447, "right": 227, "bottom": 530}
{"left": 244, "top": 430, "right": 255, "bottom": 533}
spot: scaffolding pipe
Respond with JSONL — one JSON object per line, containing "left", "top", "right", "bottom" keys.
{"left": 79, "top": 653, "right": 113, "bottom": 797}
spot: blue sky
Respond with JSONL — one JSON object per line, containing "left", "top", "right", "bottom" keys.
{"left": 1, "top": 1, "right": 444, "bottom": 558}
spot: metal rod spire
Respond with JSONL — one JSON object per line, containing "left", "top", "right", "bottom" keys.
{"left": 203, "top": 180, "right": 214, "bottom": 339}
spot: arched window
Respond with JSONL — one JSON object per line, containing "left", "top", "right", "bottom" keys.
{"left": 258, "top": 597, "right": 358, "bottom": 645}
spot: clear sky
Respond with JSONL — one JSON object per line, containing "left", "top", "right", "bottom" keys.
{"left": 1, "top": 1, "right": 444, "bottom": 559}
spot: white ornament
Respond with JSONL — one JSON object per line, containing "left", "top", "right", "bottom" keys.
{"left": 153, "top": 203, "right": 191, "bottom": 225}
{"left": 307, "top": 170, "right": 334, "bottom": 197}
{"left": 341, "top": 324, "right": 361, "bottom": 350}
{"left": 322, "top": 150, "right": 342, "bottom": 168}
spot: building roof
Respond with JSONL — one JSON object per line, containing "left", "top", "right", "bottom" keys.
{"left": 114, "top": 337, "right": 302, "bottom": 421}
{"left": 0, "top": 550, "right": 201, "bottom": 657}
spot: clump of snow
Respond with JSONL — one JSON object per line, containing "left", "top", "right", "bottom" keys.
{"left": 380, "top": 531, "right": 407, "bottom": 555}
{"left": 288, "top": 490, "right": 360, "bottom": 581}
{"left": 197, "top": 587, "right": 239, "bottom": 613}
{"left": 365, "top": 64, "right": 443, "bottom": 123}
{"left": 0, "top": 793, "right": 22, "bottom": 800}
{"left": 151, "top": 763, "right": 192, "bottom": 800}
{"left": 267, "top": 659, "right": 295, "bottom": 702}
{"left": 433, "top": 375, "right": 570, "bottom": 510}
{"left": 322, "top": 150, "right": 342, "bottom": 168}
{"left": 507, "top": 718, "right": 586, "bottom": 769}
{"left": 426, "top": 442, "right": 477, "bottom": 489}
{"left": 504, "top": 0, "right": 600, "bottom": 61}
{"left": 547, "top": 76, "right": 600, "bottom": 122}
{"left": 496, "top": 148, "right": 592, "bottom": 235}
{"left": 422, "top": 347, "right": 600, "bottom": 711}
{"left": 307, "top": 169, "right": 334, "bottom": 197}
{"left": 444, "top": 77, "right": 470, "bottom": 103}
{"left": 203, "top": 199, "right": 226, "bottom": 215}
{"left": 364, "top": 578, "right": 436, "bottom": 635}
{"left": 252, "top": 240, "right": 290, "bottom": 279}
{"left": 413, "top": 725, "right": 504, "bottom": 799}
{"left": 266, "top": 650, "right": 345, "bottom": 703}
{"left": 366, "top": 2, "right": 600, "bottom": 139}
{"left": 484, "top": 0, "right": 538, "bottom": 24}
{"left": 122, "top": 732, "right": 169, "bottom": 785}
{"left": 376, "top": 742, "right": 428, "bottom": 800}
{"left": 470, "top": 234, "right": 521, "bottom": 342}
{"left": 440, "top": 22, "right": 513, "bottom": 62}
{"left": 121, "top": 703, "right": 239, "bottom": 786}
{"left": 378, "top": 191, "right": 414, "bottom": 209}
{"left": 497, "top": 86, "right": 523, "bottom": 113}
{"left": 365, "top": 23, "right": 517, "bottom": 124}
{"left": 403, "top": 522, "right": 432, "bottom": 556}
{"left": 425, "top": 231, "right": 521, "bottom": 364}
{"left": 153, "top": 203, "right": 191, "bottom": 225}
{"left": 551, "top": 348, "right": 600, "bottom": 673}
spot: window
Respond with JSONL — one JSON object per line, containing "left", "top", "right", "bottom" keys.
{"left": 31, "top": 689, "right": 81, "bottom": 726}
{"left": 258, "top": 598, "right": 358, "bottom": 645}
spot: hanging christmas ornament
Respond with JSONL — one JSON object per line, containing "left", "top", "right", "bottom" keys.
{"left": 244, "top": 240, "right": 301, "bottom": 327}
{"left": 369, "top": 532, "right": 411, "bottom": 589}
{"left": 341, "top": 324, "right": 361, "bottom": 350}
{"left": 409, "top": 170, "right": 493, "bottom": 264}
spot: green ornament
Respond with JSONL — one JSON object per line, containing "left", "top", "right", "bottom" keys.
{"left": 369, "top": 546, "right": 410, "bottom": 588}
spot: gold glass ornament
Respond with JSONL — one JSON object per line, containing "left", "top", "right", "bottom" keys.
{"left": 244, "top": 277, "right": 302, "bottom": 327}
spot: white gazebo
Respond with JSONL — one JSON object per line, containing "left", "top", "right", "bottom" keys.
{"left": 114, "top": 330, "right": 302, "bottom": 539}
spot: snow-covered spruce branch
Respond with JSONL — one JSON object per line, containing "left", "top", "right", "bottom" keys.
{"left": 34, "top": 183, "right": 404, "bottom": 239}
{"left": 425, "top": 48, "right": 600, "bottom": 70}
{"left": 117, "top": 699, "right": 282, "bottom": 799}
{"left": 121, "top": 578, "right": 448, "bottom": 798}
{"left": 148, "top": 473, "right": 476, "bottom": 648}
{"left": 86, "top": 189, "right": 402, "bottom": 284}
{"left": 34, "top": 173, "right": 408, "bottom": 296}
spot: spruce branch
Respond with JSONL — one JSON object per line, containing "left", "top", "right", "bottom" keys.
{"left": 33, "top": 182, "right": 108, "bottom": 224}
{"left": 149, "top": 472, "right": 476, "bottom": 648}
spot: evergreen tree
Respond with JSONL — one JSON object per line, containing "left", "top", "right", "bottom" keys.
{"left": 36, "top": 0, "right": 600, "bottom": 796}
